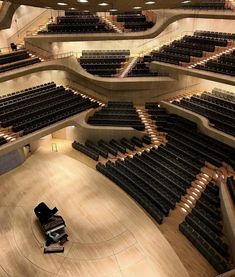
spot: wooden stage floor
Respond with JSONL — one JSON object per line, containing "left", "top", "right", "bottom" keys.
{"left": 0, "top": 140, "right": 216, "bottom": 277}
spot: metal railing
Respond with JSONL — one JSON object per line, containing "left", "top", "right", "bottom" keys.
{"left": 47, "top": 51, "right": 81, "bottom": 61}
{"left": 134, "top": 30, "right": 192, "bottom": 57}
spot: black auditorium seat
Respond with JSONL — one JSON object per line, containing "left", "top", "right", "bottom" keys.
{"left": 195, "top": 49, "right": 235, "bottom": 77}
{"left": 128, "top": 56, "right": 163, "bottom": 77}
{"left": 96, "top": 113, "right": 235, "bottom": 231}
{"left": 39, "top": 11, "right": 116, "bottom": 34}
{"left": 0, "top": 82, "right": 99, "bottom": 139}
{"left": 110, "top": 11, "right": 154, "bottom": 32}
{"left": 171, "top": 88, "right": 235, "bottom": 137}
{"left": 179, "top": 0, "right": 231, "bottom": 10}
{"left": 179, "top": 181, "right": 230, "bottom": 274}
{"left": 0, "top": 49, "right": 41, "bottom": 73}
{"left": 150, "top": 31, "right": 234, "bottom": 66}
{"left": 87, "top": 101, "right": 145, "bottom": 130}
{"left": 72, "top": 141, "right": 100, "bottom": 160}
{"left": 80, "top": 50, "right": 130, "bottom": 77}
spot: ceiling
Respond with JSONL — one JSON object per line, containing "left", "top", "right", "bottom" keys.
{"left": 4, "top": 0, "right": 203, "bottom": 12}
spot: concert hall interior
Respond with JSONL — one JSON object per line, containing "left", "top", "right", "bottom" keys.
{"left": 0, "top": 0, "right": 235, "bottom": 276}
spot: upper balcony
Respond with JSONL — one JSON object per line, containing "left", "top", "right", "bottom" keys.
{"left": 24, "top": 5, "right": 235, "bottom": 44}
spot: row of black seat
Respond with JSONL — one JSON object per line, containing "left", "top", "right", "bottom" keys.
{"left": 212, "top": 87, "right": 235, "bottom": 102}
{"left": 0, "top": 49, "right": 27, "bottom": 59}
{"left": 0, "top": 50, "right": 41, "bottom": 74}
{"left": 0, "top": 50, "right": 29, "bottom": 65}
{"left": 80, "top": 51, "right": 129, "bottom": 77}
{"left": 96, "top": 139, "right": 205, "bottom": 223}
{"left": 57, "top": 16, "right": 100, "bottom": 24}
{"left": 145, "top": 103, "right": 169, "bottom": 126}
{"left": 150, "top": 31, "right": 232, "bottom": 66}
{"left": 128, "top": 57, "right": 160, "bottom": 77}
{"left": 194, "top": 31, "right": 235, "bottom": 40}
{"left": 171, "top": 89, "right": 235, "bottom": 137}
{"left": 0, "top": 83, "right": 99, "bottom": 137}
{"left": 110, "top": 11, "right": 154, "bottom": 32}
{"left": 65, "top": 11, "right": 93, "bottom": 16}
{"left": 166, "top": 127, "right": 230, "bottom": 167}
{"left": 72, "top": 135, "right": 152, "bottom": 160}
{"left": 195, "top": 49, "right": 235, "bottom": 77}
{"left": 72, "top": 141, "right": 99, "bottom": 161}
{"left": 124, "top": 22, "right": 154, "bottom": 31}
{"left": 179, "top": 0, "right": 230, "bottom": 10}
{"left": 45, "top": 23, "right": 115, "bottom": 34}
{"left": 110, "top": 11, "right": 142, "bottom": 15}
{"left": 82, "top": 50, "right": 130, "bottom": 56}
{"left": 146, "top": 108, "right": 235, "bottom": 167}
{"left": 0, "top": 82, "right": 55, "bottom": 102}
{"left": 87, "top": 101, "right": 145, "bottom": 130}
{"left": 179, "top": 181, "right": 230, "bottom": 274}
{"left": 39, "top": 12, "right": 115, "bottom": 34}
{"left": 95, "top": 113, "right": 235, "bottom": 233}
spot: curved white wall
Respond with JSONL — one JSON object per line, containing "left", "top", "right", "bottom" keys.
{"left": 0, "top": 5, "right": 46, "bottom": 49}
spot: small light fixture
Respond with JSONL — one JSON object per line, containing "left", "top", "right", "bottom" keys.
{"left": 145, "top": 1, "right": 155, "bottom": 4}
{"left": 57, "top": 2, "right": 68, "bottom": 6}
{"left": 99, "top": 2, "right": 109, "bottom": 6}
{"left": 78, "top": 0, "right": 88, "bottom": 2}
{"left": 133, "top": 6, "right": 142, "bottom": 9}
{"left": 109, "top": 8, "right": 118, "bottom": 11}
{"left": 69, "top": 7, "right": 76, "bottom": 10}
{"left": 182, "top": 0, "right": 191, "bottom": 3}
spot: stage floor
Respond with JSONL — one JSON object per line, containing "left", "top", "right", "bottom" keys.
{"left": 0, "top": 141, "right": 216, "bottom": 277}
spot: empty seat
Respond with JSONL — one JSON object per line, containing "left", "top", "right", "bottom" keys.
{"left": 72, "top": 141, "right": 99, "bottom": 160}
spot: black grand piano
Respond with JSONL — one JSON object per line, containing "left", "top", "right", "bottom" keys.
{"left": 34, "top": 202, "right": 68, "bottom": 250}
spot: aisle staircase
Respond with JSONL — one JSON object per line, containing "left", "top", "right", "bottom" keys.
{"left": 190, "top": 44, "right": 235, "bottom": 69}
{"left": 120, "top": 57, "right": 138, "bottom": 78}
{"left": 100, "top": 16, "right": 123, "bottom": 33}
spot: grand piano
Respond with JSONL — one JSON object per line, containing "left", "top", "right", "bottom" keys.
{"left": 34, "top": 202, "right": 68, "bottom": 249}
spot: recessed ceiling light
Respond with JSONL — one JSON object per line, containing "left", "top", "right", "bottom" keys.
{"left": 78, "top": 0, "right": 88, "bottom": 3}
{"left": 69, "top": 7, "right": 76, "bottom": 10}
{"left": 109, "top": 8, "right": 118, "bottom": 11}
{"left": 133, "top": 6, "right": 142, "bottom": 9}
{"left": 145, "top": 1, "right": 155, "bottom": 4}
{"left": 99, "top": 2, "right": 109, "bottom": 6}
{"left": 182, "top": 0, "right": 191, "bottom": 3}
{"left": 57, "top": 2, "right": 68, "bottom": 6}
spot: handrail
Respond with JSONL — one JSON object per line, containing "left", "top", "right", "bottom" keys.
{"left": 134, "top": 30, "right": 192, "bottom": 57}
{"left": 47, "top": 51, "right": 81, "bottom": 60}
